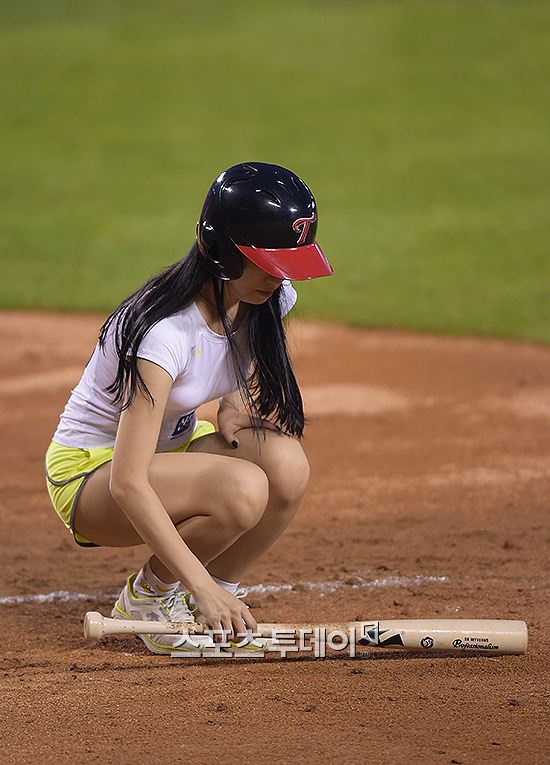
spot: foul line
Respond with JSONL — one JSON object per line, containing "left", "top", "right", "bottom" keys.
{"left": 0, "top": 575, "right": 448, "bottom": 606}
{"left": 248, "top": 575, "right": 448, "bottom": 594}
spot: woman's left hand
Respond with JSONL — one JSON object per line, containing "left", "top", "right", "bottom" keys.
{"left": 217, "top": 399, "right": 280, "bottom": 449}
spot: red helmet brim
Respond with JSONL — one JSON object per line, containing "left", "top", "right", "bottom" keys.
{"left": 235, "top": 242, "right": 333, "bottom": 281}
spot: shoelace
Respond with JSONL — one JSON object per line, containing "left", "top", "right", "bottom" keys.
{"left": 158, "top": 589, "right": 195, "bottom": 623}
{"left": 178, "top": 588, "right": 199, "bottom": 617}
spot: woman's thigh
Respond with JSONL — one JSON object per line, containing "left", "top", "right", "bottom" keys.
{"left": 74, "top": 450, "right": 266, "bottom": 547}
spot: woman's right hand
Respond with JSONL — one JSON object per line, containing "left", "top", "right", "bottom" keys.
{"left": 192, "top": 581, "right": 258, "bottom": 642}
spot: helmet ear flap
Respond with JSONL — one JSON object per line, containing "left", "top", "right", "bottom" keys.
{"left": 196, "top": 219, "right": 244, "bottom": 280}
{"left": 196, "top": 219, "right": 217, "bottom": 257}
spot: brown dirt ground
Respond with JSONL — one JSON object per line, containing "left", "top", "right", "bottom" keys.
{"left": 0, "top": 310, "right": 549, "bottom": 764}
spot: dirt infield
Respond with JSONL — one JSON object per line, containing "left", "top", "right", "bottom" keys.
{"left": 0, "top": 310, "right": 548, "bottom": 764}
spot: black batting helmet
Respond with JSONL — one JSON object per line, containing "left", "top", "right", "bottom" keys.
{"left": 196, "top": 161, "right": 333, "bottom": 281}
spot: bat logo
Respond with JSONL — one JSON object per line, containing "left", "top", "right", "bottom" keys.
{"left": 357, "top": 622, "right": 405, "bottom": 647}
{"left": 452, "top": 638, "right": 500, "bottom": 650}
{"left": 292, "top": 213, "right": 316, "bottom": 244}
{"left": 421, "top": 636, "right": 434, "bottom": 648}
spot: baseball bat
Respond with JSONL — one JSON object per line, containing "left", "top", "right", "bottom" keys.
{"left": 83, "top": 612, "right": 527, "bottom": 655}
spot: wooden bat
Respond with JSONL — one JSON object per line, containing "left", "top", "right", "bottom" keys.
{"left": 83, "top": 612, "right": 528, "bottom": 655}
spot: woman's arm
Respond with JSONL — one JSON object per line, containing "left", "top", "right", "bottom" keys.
{"left": 109, "top": 359, "right": 256, "bottom": 635}
{"left": 110, "top": 360, "right": 212, "bottom": 592}
{"left": 218, "top": 389, "right": 281, "bottom": 447}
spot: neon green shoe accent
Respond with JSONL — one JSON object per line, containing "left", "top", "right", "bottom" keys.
{"left": 111, "top": 573, "right": 211, "bottom": 655}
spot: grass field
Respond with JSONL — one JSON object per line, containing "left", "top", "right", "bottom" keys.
{"left": 1, "top": 0, "right": 549, "bottom": 342}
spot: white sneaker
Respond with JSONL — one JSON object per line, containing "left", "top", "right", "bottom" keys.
{"left": 111, "top": 573, "right": 214, "bottom": 655}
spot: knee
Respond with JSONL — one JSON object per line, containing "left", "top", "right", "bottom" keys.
{"left": 221, "top": 462, "right": 269, "bottom": 533}
{"left": 266, "top": 438, "right": 310, "bottom": 507}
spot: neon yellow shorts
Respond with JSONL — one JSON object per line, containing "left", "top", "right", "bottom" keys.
{"left": 44, "top": 420, "right": 216, "bottom": 547}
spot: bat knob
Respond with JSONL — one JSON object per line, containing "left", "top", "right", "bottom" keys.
{"left": 83, "top": 611, "right": 105, "bottom": 641}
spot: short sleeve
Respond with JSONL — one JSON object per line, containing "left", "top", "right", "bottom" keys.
{"left": 279, "top": 281, "right": 298, "bottom": 317}
{"left": 136, "top": 318, "right": 185, "bottom": 381}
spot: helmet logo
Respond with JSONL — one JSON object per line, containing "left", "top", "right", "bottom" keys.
{"left": 292, "top": 213, "right": 316, "bottom": 244}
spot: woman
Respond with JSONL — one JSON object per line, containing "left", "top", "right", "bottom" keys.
{"left": 45, "top": 161, "right": 333, "bottom": 655}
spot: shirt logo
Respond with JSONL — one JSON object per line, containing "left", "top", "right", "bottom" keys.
{"left": 170, "top": 411, "right": 196, "bottom": 439}
{"left": 292, "top": 212, "right": 316, "bottom": 244}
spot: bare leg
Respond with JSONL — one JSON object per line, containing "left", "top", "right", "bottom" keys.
{"left": 187, "top": 429, "right": 310, "bottom": 581}
{"left": 74, "top": 451, "right": 269, "bottom": 582}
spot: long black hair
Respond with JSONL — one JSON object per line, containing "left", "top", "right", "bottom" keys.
{"left": 98, "top": 244, "right": 305, "bottom": 438}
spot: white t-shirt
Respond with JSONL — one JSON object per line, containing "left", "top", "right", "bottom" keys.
{"left": 52, "top": 282, "right": 298, "bottom": 452}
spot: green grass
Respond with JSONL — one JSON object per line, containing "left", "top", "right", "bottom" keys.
{"left": 1, "top": 1, "right": 549, "bottom": 342}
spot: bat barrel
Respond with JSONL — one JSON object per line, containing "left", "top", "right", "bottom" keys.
{"left": 257, "top": 620, "right": 528, "bottom": 654}
{"left": 360, "top": 619, "right": 528, "bottom": 655}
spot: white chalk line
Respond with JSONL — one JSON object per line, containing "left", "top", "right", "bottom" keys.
{"left": 0, "top": 575, "right": 448, "bottom": 606}
{"left": 248, "top": 575, "right": 448, "bottom": 594}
